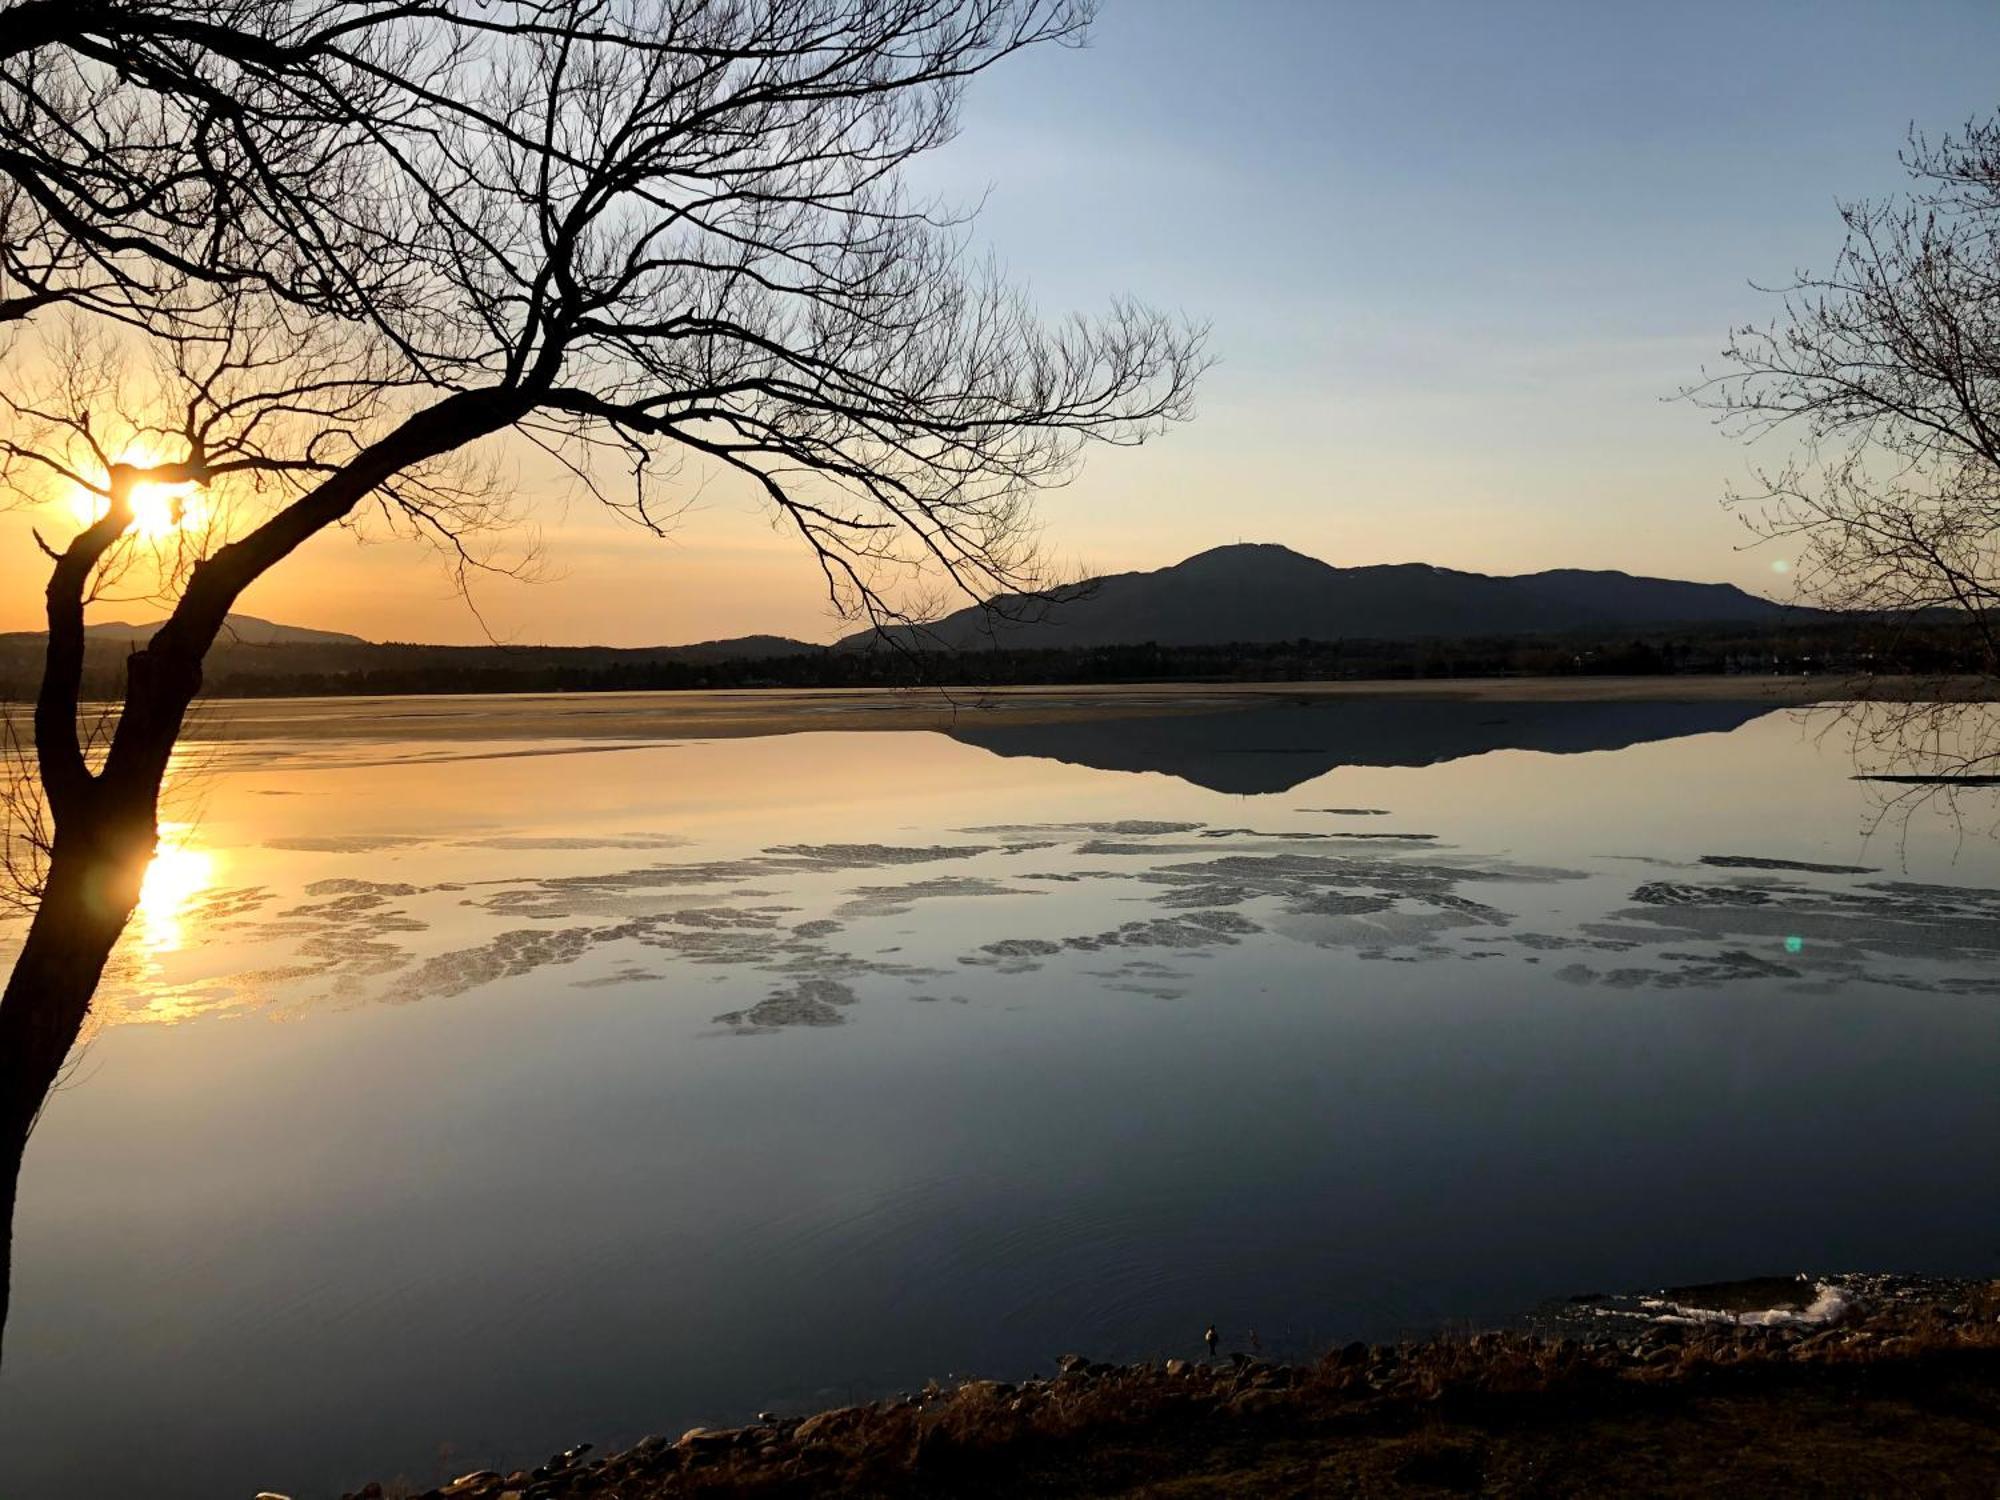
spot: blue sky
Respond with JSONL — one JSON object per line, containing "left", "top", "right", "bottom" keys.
{"left": 887, "top": 1, "right": 2000, "bottom": 606}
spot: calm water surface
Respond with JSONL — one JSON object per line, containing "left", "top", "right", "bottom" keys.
{"left": 2, "top": 695, "right": 1997, "bottom": 1497}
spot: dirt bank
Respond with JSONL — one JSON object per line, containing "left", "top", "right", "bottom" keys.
{"left": 342, "top": 1280, "right": 2000, "bottom": 1499}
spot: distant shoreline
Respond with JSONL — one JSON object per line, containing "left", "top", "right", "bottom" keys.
{"left": 87, "top": 673, "right": 1994, "bottom": 745}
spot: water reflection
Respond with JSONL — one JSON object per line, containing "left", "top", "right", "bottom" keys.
{"left": 135, "top": 825, "right": 216, "bottom": 954}
{"left": 948, "top": 697, "right": 1781, "bottom": 792}
{"left": 1813, "top": 697, "right": 2000, "bottom": 845}
{"left": 1, "top": 696, "right": 1999, "bottom": 1498}
{"left": 16, "top": 696, "right": 2000, "bottom": 1035}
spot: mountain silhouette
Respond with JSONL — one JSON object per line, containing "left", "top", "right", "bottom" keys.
{"left": 841, "top": 543, "right": 1805, "bottom": 651}
{"left": 949, "top": 695, "right": 1781, "bottom": 794}
{"left": 84, "top": 612, "right": 368, "bottom": 647}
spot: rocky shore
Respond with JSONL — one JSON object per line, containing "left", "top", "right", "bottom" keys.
{"left": 315, "top": 1275, "right": 2000, "bottom": 1500}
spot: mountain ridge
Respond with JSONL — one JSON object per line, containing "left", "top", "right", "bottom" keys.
{"left": 6, "top": 544, "right": 1808, "bottom": 660}
{"left": 80, "top": 613, "right": 369, "bottom": 648}
{"left": 838, "top": 543, "right": 1805, "bottom": 651}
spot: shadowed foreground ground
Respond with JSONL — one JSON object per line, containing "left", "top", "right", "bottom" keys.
{"left": 346, "top": 1286, "right": 2000, "bottom": 1499}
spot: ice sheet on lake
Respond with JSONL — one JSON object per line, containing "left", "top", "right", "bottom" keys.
{"left": 37, "top": 810, "right": 2000, "bottom": 1030}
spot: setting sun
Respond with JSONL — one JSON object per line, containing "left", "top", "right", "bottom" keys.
{"left": 128, "top": 477, "right": 204, "bottom": 539}
{"left": 67, "top": 453, "right": 206, "bottom": 541}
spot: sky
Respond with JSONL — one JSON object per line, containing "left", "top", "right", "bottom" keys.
{"left": 9, "top": 0, "right": 2000, "bottom": 646}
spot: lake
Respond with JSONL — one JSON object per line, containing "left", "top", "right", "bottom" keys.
{"left": 2, "top": 688, "right": 1997, "bottom": 1497}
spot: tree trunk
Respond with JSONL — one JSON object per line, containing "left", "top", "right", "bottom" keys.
{"left": 0, "top": 816, "right": 153, "bottom": 1361}
{"left": 0, "top": 1110, "right": 24, "bottom": 1368}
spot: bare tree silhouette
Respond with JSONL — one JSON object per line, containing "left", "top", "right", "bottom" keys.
{"left": 0, "top": 0, "right": 1203, "bottom": 1351}
{"left": 1689, "top": 115, "right": 2000, "bottom": 829}
{"left": 1694, "top": 116, "right": 2000, "bottom": 671}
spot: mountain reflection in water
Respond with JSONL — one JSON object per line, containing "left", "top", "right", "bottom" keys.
{"left": 950, "top": 697, "right": 1780, "bottom": 793}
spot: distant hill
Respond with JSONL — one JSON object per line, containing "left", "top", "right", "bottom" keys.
{"left": 2, "top": 542, "right": 1930, "bottom": 701}
{"left": 631, "top": 634, "right": 821, "bottom": 663}
{"left": 3, "top": 619, "right": 819, "bottom": 663}
{"left": 0, "top": 619, "right": 828, "bottom": 699}
{"left": 357, "top": 632, "right": 822, "bottom": 663}
{"left": 84, "top": 613, "right": 368, "bottom": 647}
{"left": 838, "top": 543, "right": 1808, "bottom": 651}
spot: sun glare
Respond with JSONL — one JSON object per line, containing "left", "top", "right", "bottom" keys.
{"left": 129, "top": 478, "right": 204, "bottom": 539}
{"left": 67, "top": 450, "right": 206, "bottom": 540}
{"left": 136, "top": 827, "right": 216, "bottom": 954}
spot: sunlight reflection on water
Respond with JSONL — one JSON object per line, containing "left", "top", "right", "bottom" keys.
{"left": 135, "top": 824, "right": 215, "bottom": 955}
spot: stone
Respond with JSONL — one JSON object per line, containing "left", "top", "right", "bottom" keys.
{"left": 793, "top": 1405, "right": 865, "bottom": 1444}
{"left": 676, "top": 1426, "right": 750, "bottom": 1452}
{"left": 1163, "top": 1358, "right": 1190, "bottom": 1377}
{"left": 1225, "top": 1390, "right": 1285, "bottom": 1417}
{"left": 444, "top": 1474, "right": 502, "bottom": 1496}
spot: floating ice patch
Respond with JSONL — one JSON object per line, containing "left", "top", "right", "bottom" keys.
{"left": 764, "top": 843, "right": 996, "bottom": 867}
{"left": 1058, "top": 910, "right": 1263, "bottom": 953}
{"left": 456, "top": 833, "right": 694, "bottom": 851}
{"left": 265, "top": 835, "right": 430, "bottom": 854}
{"left": 1636, "top": 1281, "right": 1853, "bottom": 1328}
{"left": 835, "top": 876, "right": 1038, "bottom": 920}
{"left": 1699, "top": 854, "right": 1877, "bottom": 875}
{"left": 714, "top": 976, "right": 858, "bottom": 1032}
{"left": 959, "top": 821, "right": 1204, "bottom": 837}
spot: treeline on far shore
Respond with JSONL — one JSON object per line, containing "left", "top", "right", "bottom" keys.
{"left": 0, "top": 618, "right": 1985, "bottom": 702}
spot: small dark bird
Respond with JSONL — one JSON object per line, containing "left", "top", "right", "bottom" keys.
{"left": 1204, "top": 1323, "right": 1218, "bottom": 1359}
